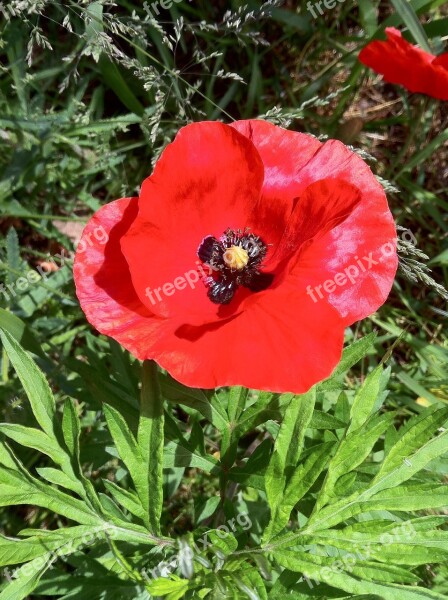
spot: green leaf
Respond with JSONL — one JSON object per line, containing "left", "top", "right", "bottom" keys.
{"left": 377, "top": 405, "right": 448, "bottom": 480}
{"left": 146, "top": 578, "right": 190, "bottom": 597}
{"left": 0, "top": 309, "right": 43, "bottom": 357}
{"left": 396, "top": 129, "right": 448, "bottom": 177}
{"left": 62, "top": 398, "right": 81, "bottom": 458}
{"left": 232, "top": 392, "right": 283, "bottom": 438}
{"left": 231, "top": 569, "right": 268, "bottom": 600}
{"left": 266, "top": 442, "right": 333, "bottom": 540}
{"left": 163, "top": 440, "right": 218, "bottom": 473}
{"left": 103, "top": 480, "right": 146, "bottom": 521}
{"left": 5, "top": 227, "right": 20, "bottom": 286}
{"left": 280, "top": 442, "right": 333, "bottom": 519}
{"left": 312, "top": 525, "right": 448, "bottom": 566}
{"left": 0, "top": 451, "right": 99, "bottom": 526}
{"left": 137, "top": 360, "right": 164, "bottom": 534}
{"left": 312, "top": 412, "right": 395, "bottom": 514}
{"left": 98, "top": 56, "right": 145, "bottom": 116}
{"left": 319, "top": 333, "right": 377, "bottom": 390}
{"left": 264, "top": 388, "right": 316, "bottom": 542}
{"left": 0, "top": 555, "right": 52, "bottom": 600}
{"left": 359, "top": 0, "right": 378, "bottom": 36}
{"left": 85, "top": 1, "right": 103, "bottom": 38}
{"left": 274, "top": 389, "right": 317, "bottom": 474}
{"left": 309, "top": 411, "right": 346, "bottom": 429}
{"left": 0, "top": 329, "right": 56, "bottom": 438}
{"left": 164, "top": 413, "right": 218, "bottom": 473}
{"left": 0, "top": 525, "right": 107, "bottom": 567}
{"left": 60, "top": 398, "right": 100, "bottom": 506}
{"left": 0, "top": 424, "right": 61, "bottom": 464}
{"left": 302, "top": 483, "right": 448, "bottom": 534}
{"left": 161, "top": 373, "right": 228, "bottom": 432}
{"left": 369, "top": 428, "right": 448, "bottom": 493}
{"left": 207, "top": 530, "right": 238, "bottom": 555}
{"left": 349, "top": 365, "right": 390, "bottom": 433}
{"left": 103, "top": 403, "right": 149, "bottom": 518}
{"left": 389, "top": 0, "right": 432, "bottom": 52}
{"left": 275, "top": 551, "right": 446, "bottom": 599}
{"left": 35, "top": 467, "right": 82, "bottom": 494}
{"left": 227, "top": 386, "right": 248, "bottom": 423}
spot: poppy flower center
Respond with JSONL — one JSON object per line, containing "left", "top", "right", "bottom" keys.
{"left": 197, "top": 228, "right": 273, "bottom": 305}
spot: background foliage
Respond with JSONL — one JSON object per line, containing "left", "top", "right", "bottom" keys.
{"left": 0, "top": 0, "right": 447, "bottom": 598}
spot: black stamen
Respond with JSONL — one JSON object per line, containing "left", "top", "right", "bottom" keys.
{"left": 197, "top": 228, "right": 272, "bottom": 305}
{"left": 207, "top": 279, "right": 237, "bottom": 305}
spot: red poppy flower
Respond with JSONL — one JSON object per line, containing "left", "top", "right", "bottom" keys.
{"left": 359, "top": 27, "right": 448, "bottom": 101}
{"left": 74, "top": 120, "right": 397, "bottom": 394}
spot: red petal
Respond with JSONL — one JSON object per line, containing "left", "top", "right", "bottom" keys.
{"left": 152, "top": 281, "right": 345, "bottom": 394}
{"left": 359, "top": 28, "right": 448, "bottom": 101}
{"left": 433, "top": 53, "right": 448, "bottom": 69}
{"left": 73, "top": 198, "right": 171, "bottom": 360}
{"left": 286, "top": 140, "right": 397, "bottom": 324}
{"left": 265, "top": 178, "right": 362, "bottom": 273}
{"left": 120, "top": 122, "right": 267, "bottom": 326}
{"left": 231, "top": 119, "right": 322, "bottom": 200}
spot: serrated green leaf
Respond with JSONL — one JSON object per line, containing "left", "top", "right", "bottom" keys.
{"left": 161, "top": 373, "right": 228, "bottom": 431}
{"left": 312, "top": 412, "right": 395, "bottom": 514}
{"left": 0, "top": 329, "right": 56, "bottom": 438}
{"left": 312, "top": 526, "right": 448, "bottom": 566}
{"left": 227, "top": 386, "right": 248, "bottom": 423}
{"left": 369, "top": 428, "right": 448, "bottom": 494}
{"left": 0, "top": 465, "right": 99, "bottom": 525}
{"left": 103, "top": 480, "right": 146, "bottom": 521}
{"left": 309, "top": 411, "right": 346, "bottom": 429}
{"left": 349, "top": 365, "right": 390, "bottom": 433}
{"left": 0, "top": 554, "right": 52, "bottom": 600}
{"left": 266, "top": 442, "right": 333, "bottom": 540}
{"left": 264, "top": 388, "right": 316, "bottom": 541}
{"left": 0, "top": 525, "right": 107, "bottom": 567}
{"left": 207, "top": 530, "right": 238, "bottom": 555}
{"left": 377, "top": 405, "right": 448, "bottom": 480}
{"left": 146, "top": 577, "right": 190, "bottom": 597}
{"left": 232, "top": 392, "right": 283, "bottom": 438}
{"left": 275, "top": 551, "right": 446, "bottom": 599}
{"left": 137, "top": 360, "right": 164, "bottom": 534}
{"left": 35, "top": 467, "right": 82, "bottom": 495}
{"left": 0, "top": 424, "right": 61, "bottom": 464}
{"left": 302, "top": 484, "right": 448, "bottom": 534}
{"left": 60, "top": 398, "right": 100, "bottom": 508}
{"left": 62, "top": 398, "right": 80, "bottom": 458}
{"left": 103, "top": 403, "right": 151, "bottom": 521}
{"left": 275, "top": 389, "right": 316, "bottom": 473}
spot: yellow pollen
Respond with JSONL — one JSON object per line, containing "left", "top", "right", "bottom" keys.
{"left": 223, "top": 245, "right": 249, "bottom": 270}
